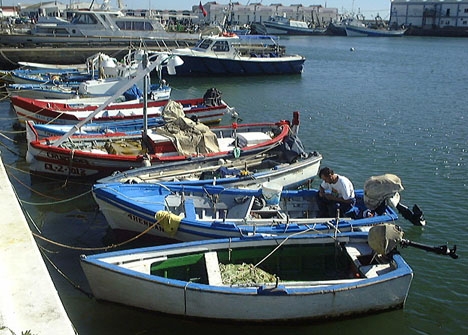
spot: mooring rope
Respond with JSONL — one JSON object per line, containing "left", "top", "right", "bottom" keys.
{"left": 0, "top": 142, "right": 167, "bottom": 299}
{"left": 31, "top": 218, "right": 163, "bottom": 252}
{"left": 38, "top": 244, "right": 94, "bottom": 298}
{"left": 0, "top": 128, "right": 25, "bottom": 135}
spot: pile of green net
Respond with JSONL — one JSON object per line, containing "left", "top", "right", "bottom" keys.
{"left": 219, "top": 262, "right": 277, "bottom": 286}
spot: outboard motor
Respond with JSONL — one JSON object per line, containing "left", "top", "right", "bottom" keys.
{"left": 364, "top": 174, "right": 426, "bottom": 226}
{"left": 203, "top": 87, "right": 222, "bottom": 106}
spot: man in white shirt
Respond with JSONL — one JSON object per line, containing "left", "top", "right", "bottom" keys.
{"left": 317, "top": 167, "right": 355, "bottom": 218}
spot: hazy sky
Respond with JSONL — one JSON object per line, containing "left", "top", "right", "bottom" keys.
{"left": 13, "top": 1, "right": 393, "bottom": 18}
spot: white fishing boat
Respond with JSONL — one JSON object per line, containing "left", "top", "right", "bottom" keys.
{"left": 345, "top": 14, "right": 407, "bottom": 37}
{"left": 80, "top": 226, "right": 418, "bottom": 322}
{"left": 29, "top": 0, "right": 197, "bottom": 41}
{"left": 7, "top": 50, "right": 176, "bottom": 99}
{"left": 262, "top": 15, "right": 327, "bottom": 35}
{"left": 97, "top": 136, "right": 321, "bottom": 188}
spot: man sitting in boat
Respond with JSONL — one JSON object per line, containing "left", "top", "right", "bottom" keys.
{"left": 317, "top": 167, "right": 355, "bottom": 218}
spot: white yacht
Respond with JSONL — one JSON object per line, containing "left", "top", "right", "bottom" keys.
{"left": 31, "top": 1, "right": 195, "bottom": 40}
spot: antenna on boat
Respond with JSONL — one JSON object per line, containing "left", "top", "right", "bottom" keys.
{"left": 142, "top": 53, "right": 149, "bottom": 139}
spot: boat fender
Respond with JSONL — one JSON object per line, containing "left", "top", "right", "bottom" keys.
{"left": 233, "top": 147, "right": 241, "bottom": 158}
{"left": 155, "top": 211, "right": 181, "bottom": 236}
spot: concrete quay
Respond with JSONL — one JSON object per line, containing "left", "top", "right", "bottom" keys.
{"left": 0, "top": 157, "right": 76, "bottom": 335}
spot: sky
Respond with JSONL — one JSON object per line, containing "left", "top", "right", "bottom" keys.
{"left": 9, "top": 1, "right": 393, "bottom": 18}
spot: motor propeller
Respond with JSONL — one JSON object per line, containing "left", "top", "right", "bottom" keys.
{"left": 396, "top": 202, "right": 426, "bottom": 226}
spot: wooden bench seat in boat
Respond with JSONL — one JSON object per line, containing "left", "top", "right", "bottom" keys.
{"left": 345, "top": 243, "right": 393, "bottom": 278}
{"left": 204, "top": 251, "right": 223, "bottom": 286}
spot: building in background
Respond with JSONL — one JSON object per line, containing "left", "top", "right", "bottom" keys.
{"left": 389, "top": 0, "right": 468, "bottom": 36}
{"left": 192, "top": 2, "right": 338, "bottom": 27}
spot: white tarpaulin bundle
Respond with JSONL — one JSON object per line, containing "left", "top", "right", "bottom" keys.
{"left": 157, "top": 100, "right": 219, "bottom": 156}
{"left": 363, "top": 174, "right": 404, "bottom": 210}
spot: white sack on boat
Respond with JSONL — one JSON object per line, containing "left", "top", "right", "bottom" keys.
{"left": 363, "top": 174, "right": 404, "bottom": 210}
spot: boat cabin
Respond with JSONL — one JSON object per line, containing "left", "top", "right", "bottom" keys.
{"left": 190, "top": 35, "right": 286, "bottom": 58}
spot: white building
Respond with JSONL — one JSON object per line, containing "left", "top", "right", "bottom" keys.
{"left": 389, "top": 0, "right": 468, "bottom": 29}
{"left": 193, "top": 2, "right": 338, "bottom": 26}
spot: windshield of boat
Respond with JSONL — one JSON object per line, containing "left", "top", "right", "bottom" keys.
{"left": 70, "top": 13, "right": 98, "bottom": 25}
{"left": 211, "top": 41, "right": 229, "bottom": 52}
{"left": 194, "top": 38, "right": 212, "bottom": 49}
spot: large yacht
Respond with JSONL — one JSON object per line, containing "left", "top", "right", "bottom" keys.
{"left": 31, "top": 1, "right": 195, "bottom": 40}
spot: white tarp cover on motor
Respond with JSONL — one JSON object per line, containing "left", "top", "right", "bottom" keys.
{"left": 156, "top": 100, "right": 219, "bottom": 156}
{"left": 363, "top": 174, "right": 404, "bottom": 210}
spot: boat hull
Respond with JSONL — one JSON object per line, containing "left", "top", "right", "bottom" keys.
{"left": 12, "top": 95, "right": 231, "bottom": 126}
{"left": 7, "top": 84, "right": 80, "bottom": 99}
{"left": 263, "top": 22, "right": 326, "bottom": 35}
{"left": 26, "top": 120, "right": 291, "bottom": 179}
{"left": 165, "top": 55, "right": 305, "bottom": 76}
{"left": 345, "top": 26, "right": 407, "bottom": 37}
{"left": 92, "top": 183, "right": 399, "bottom": 242}
{"left": 98, "top": 151, "right": 322, "bottom": 189}
{"left": 80, "top": 233, "right": 413, "bottom": 322}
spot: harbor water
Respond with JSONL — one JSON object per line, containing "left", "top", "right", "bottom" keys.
{"left": 0, "top": 36, "right": 467, "bottom": 334}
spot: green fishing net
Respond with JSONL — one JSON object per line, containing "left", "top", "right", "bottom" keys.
{"left": 219, "top": 262, "right": 277, "bottom": 286}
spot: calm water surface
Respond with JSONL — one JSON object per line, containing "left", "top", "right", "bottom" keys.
{"left": 0, "top": 36, "right": 467, "bottom": 334}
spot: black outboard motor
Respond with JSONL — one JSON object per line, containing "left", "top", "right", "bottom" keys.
{"left": 396, "top": 203, "right": 426, "bottom": 226}
{"left": 203, "top": 87, "right": 222, "bottom": 106}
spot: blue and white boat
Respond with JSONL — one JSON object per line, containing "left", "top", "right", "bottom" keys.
{"left": 9, "top": 67, "right": 96, "bottom": 85}
{"left": 92, "top": 181, "right": 401, "bottom": 242}
{"left": 30, "top": 117, "right": 165, "bottom": 137}
{"left": 80, "top": 226, "right": 414, "bottom": 322}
